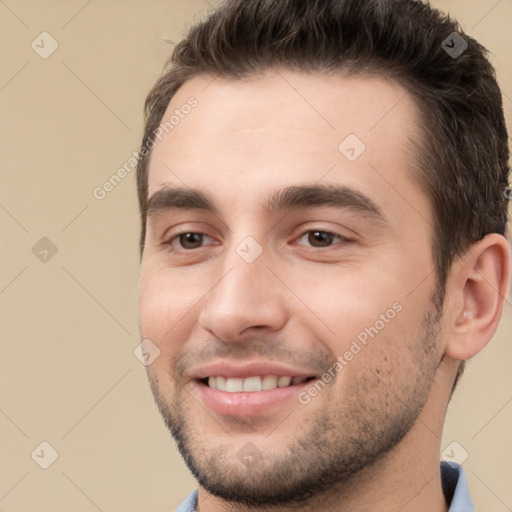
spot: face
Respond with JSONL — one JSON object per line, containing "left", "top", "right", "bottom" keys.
{"left": 138, "top": 71, "right": 446, "bottom": 507}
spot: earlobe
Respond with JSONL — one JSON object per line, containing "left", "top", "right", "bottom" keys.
{"left": 445, "top": 234, "right": 511, "bottom": 361}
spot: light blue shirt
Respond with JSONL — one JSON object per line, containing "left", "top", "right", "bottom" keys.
{"left": 174, "top": 461, "right": 474, "bottom": 511}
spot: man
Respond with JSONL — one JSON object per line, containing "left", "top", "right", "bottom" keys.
{"left": 136, "top": 0, "right": 510, "bottom": 510}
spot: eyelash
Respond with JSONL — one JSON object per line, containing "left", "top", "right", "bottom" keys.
{"left": 164, "top": 229, "right": 349, "bottom": 252}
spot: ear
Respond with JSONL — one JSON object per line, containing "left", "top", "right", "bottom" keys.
{"left": 444, "top": 233, "right": 511, "bottom": 361}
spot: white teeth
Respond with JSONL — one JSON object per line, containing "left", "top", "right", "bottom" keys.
{"left": 243, "top": 376, "right": 262, "bottom": 392}
{"left": 277, "top": 376, "right": 292, "bottom": 387}
{"left": 216, "top": 376, "right": 226, "bottom": 391}
{"left": 262, "top": 375, "right": 278, "bottom": 390}
{"left": 207, "top": 375, "right": 309, "bottom": 392}
{"left": 225, "top": 378, "right": 244, "bottom": 392}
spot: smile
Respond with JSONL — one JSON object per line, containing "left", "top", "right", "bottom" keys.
{"left": 195, "top": 375, "right": 318, "bottom": 417}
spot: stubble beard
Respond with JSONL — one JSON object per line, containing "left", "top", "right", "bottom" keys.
{"left": 148, "top": 309, "right": 443, "bottom": 508}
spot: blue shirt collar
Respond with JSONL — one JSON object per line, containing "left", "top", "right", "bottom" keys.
{"left": 174, "top": 462, "right": 474, "bottom": 511}
{"left": 175, "top": 488, "right": 197, "bottom": 512}
{"left": 442, "top": 461, "right": 475, "bottom": 511}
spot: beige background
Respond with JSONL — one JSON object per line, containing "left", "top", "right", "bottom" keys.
{"left": 0, "top": 1, "right": 510, "bottom": 510}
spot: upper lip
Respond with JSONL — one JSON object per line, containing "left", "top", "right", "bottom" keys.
{"left": 190, "top": 360, "right": 319, "bottom": 380}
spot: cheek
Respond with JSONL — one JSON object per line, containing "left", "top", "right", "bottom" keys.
{"left": 285, "top": 264, "right": 403, "bottom": 342}
{"left": 286, "top": 265, "right": 432, "bottom": 380}
{"left": 349, "top": 300, "right": 437, "bottom": 380}
{"left": 138, "top": 267, "right": 201, "bottom": 350}
{"left": 139, "top": 275, "right": 169, "bottom": 336}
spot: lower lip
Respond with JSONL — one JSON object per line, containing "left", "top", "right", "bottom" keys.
{"left": 194, "top": 380, "right": 313, "bottom": 416}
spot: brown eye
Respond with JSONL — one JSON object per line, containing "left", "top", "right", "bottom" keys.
{"left": 295, "top": 229, "right": 351, "bottom": 249}
{"left": 308, "top": 231, "right": 335, "bottom": 247}
{"left": 178, "top": 233, "right": 205, "bottom": 249}
{"left": 164, "top": 231, "right": 217, "bottom": 254}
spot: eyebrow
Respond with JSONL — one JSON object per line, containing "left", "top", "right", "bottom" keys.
{"left": 146, "top": 184, "right": 385, "bottom": 221}
{"left": 147, "top": 187, "right": 217, "bottom": 217}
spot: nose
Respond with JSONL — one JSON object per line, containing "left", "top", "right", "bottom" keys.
{"left": 197, "top": 243, "right": 288, "bottom": 342}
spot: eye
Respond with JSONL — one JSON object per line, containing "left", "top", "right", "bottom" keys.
{"left": 295, "top": 230, "right": 347, "bottom": 248}
{"left": 166, "top": 232, "right": 214, "bottom": 250}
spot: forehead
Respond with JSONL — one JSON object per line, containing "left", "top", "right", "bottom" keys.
{"left": 146, "top": 70, "right": 424, "bottom": 214}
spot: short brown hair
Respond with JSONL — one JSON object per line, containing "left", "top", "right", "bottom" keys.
{"left": 136, "top": 0, "right": 510, "bottom": 386}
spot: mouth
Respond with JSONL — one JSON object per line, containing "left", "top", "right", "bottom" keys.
{"left": 194, "top": 374, "right": 318, "bottom": 417}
